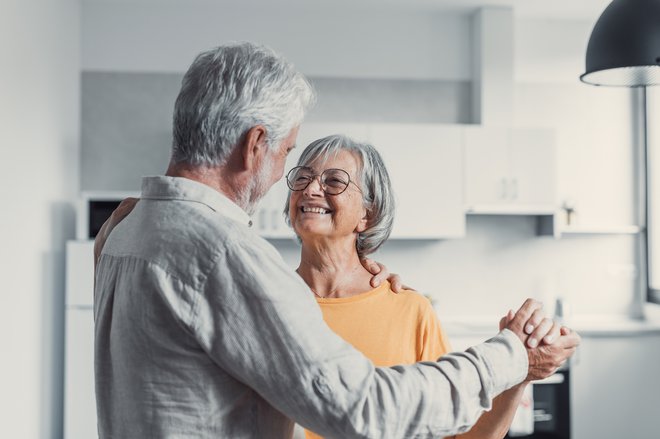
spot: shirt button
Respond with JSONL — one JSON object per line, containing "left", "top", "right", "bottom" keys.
{"left": 313, "top": 376, "right": 331, "bottom": 395}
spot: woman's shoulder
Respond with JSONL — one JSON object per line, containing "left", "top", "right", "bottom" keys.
{"left": 386, "top": 285, "right": 435, "bottom": 313}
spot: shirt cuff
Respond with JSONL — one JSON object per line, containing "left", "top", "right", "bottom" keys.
{"left": 469, "top": 328, "right": 528, "bottom": 396}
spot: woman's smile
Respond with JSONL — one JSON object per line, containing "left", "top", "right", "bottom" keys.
{"left": 300, "top": 206, "right": 333, "bottom": 215}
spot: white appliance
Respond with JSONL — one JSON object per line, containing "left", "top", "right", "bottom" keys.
{"left": 64, "top": 240, "right": 96, "bottom": 438}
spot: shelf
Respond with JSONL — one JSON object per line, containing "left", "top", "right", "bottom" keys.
{"left": 464, "top": 205, "right": 556, "bottom": 216}
{"left": 558, "top": 225, "right": 642, "bottom": 236}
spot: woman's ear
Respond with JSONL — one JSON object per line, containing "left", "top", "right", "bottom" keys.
{"left": 355, "top": 207, "right": 370, "bottom": 233}
{"left": 241, "top": 125, "right": 268, "bottom": 171}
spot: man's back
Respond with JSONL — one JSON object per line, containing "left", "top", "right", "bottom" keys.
{"left": 94, "top": 176, "right": 300, "bottom": 438}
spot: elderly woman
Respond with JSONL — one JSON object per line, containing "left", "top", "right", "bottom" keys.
{"left": 284, "top": 134, "right": 545, "bottom": 439}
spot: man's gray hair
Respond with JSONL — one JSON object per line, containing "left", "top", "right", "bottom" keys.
{"left": 171, "top": 42, "right": 315, "bottom": 166}
{"left": 284, "top": 134, "right": 396, "bottom": 257}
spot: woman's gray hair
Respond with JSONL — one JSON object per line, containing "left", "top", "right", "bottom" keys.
{"left": 284, "top": 134, "right": 396, "bottom": 257}
{"left": 171, "top": 42, "right": 316, "bottom": 166}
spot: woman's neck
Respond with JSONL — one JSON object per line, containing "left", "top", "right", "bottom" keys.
{"left": 296, "top": 239, "right": 373, "bottom": 299}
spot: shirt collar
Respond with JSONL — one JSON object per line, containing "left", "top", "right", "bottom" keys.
{"left": 140, "top": 176, "right": 253, "bottom": 228}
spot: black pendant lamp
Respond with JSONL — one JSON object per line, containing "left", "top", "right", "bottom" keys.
{"left": 580, "top": 0, "right": 660, "bottom": 87}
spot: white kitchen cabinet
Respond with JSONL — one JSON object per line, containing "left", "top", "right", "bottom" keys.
{"left": 369, "top": 123, "right": 465, "bottom": 238}
{"left": 255, "top": 122, "right": 465, "bottom": 239}
{"left": 463, "top": 125, "right": 556, "bottom": 214}
{"left": 571, "top": 334, "right": 660, "bottom": 439}
{"left": 510, "top": 129, "right": 556, "bottom": 206}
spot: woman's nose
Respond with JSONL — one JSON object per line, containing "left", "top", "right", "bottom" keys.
{"left": 303, "top": 175, "right": 324, "bottom": 196}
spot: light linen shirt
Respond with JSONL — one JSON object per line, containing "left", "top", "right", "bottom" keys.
{"left": 94, "top": 175, "right": 528, "bottom": 439}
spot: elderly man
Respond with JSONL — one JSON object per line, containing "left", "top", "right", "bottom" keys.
{"left": 94, "top": 42, "right": 580, "bottom": 438}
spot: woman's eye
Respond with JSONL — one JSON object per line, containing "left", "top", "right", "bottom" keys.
{"left": 327, "top": 178, "right": 346, "bottom": 186}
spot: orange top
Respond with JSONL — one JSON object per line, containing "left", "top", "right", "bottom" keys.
{"left": 305, "top": 281, "right": 451, "bottom": 439}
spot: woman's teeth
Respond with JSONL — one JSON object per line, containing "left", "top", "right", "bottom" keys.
{"left": 302, "top": 207, "right": 330, "bottom": 214}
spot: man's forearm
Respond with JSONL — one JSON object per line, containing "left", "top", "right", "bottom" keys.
{"left": 318, "top": 330, "right": 529, "bottom": 438}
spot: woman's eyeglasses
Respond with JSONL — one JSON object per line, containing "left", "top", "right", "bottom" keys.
{"left": 285, "top": 166, "right": 362, "bottom": 195}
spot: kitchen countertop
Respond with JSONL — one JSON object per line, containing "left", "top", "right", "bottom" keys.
{"left": 440, "top": 303, "right": 660, "bottom": 338}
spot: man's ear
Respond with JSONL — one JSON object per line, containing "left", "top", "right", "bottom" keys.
{"left": 241, "top": 125, "right": 268, "bottom": 171}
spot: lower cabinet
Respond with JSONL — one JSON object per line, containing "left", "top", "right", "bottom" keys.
{"left": 571, "top": 334, "right": 660, "bottom": 439}
{"left": 447, "top": 329, "right": 660, "bottom": 439}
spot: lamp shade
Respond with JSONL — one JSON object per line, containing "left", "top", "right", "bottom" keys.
{"left": 581, "top": 0, "right": 660, "bottom": 87}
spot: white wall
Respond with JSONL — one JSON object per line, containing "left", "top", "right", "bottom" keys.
{"left": 515, "top": 18, "right": 592, "bottom": 84}
{"left": 0, "top": 1, "right": 80, "bottom": 438}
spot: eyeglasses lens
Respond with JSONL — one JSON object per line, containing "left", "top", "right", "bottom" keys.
{"left": 287, "top": 167, "right": 350, "bottom": 195}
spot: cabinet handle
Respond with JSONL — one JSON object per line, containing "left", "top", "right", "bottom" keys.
{"left": 511, "top": 178, "right": 518, "bottom": 200}
{"left": 500, "top": 178, "right": 508, "bottom": 199}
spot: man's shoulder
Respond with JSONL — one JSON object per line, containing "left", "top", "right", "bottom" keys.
{"left": 148, "top": 198, "right": 249, "bottom": 241}
{"left": 104, "top": 198, "right": 263, "bottom": 279}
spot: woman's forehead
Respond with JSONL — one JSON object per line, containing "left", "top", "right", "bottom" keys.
{"left": 304, "top": 149, "right": 361, "bottom": 173}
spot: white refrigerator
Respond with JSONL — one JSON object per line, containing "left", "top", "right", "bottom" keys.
{"left": 64, "top": 240, "right": 97, "bottom": 439}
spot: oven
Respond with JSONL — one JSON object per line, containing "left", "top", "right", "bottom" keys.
{"left": 506, "top": 369, "right": 571, "bottom": 439}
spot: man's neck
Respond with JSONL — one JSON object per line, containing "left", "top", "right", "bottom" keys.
{"left": 166, "top": 161, "right": 244, "bottom": 208}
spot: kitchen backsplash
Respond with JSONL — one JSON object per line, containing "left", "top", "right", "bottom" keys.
{"left": 274, "top": 215, "right": 638, "bottom": 319}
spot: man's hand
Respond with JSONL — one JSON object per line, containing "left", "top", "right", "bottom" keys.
{"left": 94, "top": 197, "right": 139, "bottom": 268}
{"left": 503, "top": 299, "right": 581, "bottom": 382}
{"left": 360, "top": 257, "right": 411, "bottom": 293}
{"left": 524, "top": 327, "right": 579, "bottom": 382}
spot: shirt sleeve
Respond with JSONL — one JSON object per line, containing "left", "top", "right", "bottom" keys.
{"left": 192, "top": 235, "right": 529, "bottom": 439}
{"left": 417, "top": 298, "right": 453, "bottom": 362}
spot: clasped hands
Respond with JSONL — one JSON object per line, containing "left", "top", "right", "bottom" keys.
{"left": 502, "top": 299, "right": 580, "bottom": 382}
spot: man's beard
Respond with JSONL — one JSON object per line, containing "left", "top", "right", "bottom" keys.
{"left": 237, "top": 161, "right": 274, "bottom": 216}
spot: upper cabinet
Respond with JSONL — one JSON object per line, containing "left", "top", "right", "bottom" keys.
{"left": 254, "top": 122, "right": 557, "bottom": 240}
{"left": 463, "top": 125, "right": 556, "bottom": 214}
{"left": 370, "top": 123, "right": 465, "bottom": 239}
{"left": 254, "top": 122, "right": 466, "bottom": 240}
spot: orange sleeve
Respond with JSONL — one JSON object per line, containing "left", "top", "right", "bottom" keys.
{"left": 417, "top": 299, "right": 452, "bottom": 362}
{"left": 418, "top": 299, "right": 456, "bottom": 439}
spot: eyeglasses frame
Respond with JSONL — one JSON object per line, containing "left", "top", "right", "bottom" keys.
{"left": 285, "top": 165, "right": 363, "bottom": 195}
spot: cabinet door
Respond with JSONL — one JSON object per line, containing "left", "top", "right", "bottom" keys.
{"left": 369, "top": 123, "right": 465, "bottom": 238}
{"left": 463, "top": 125, "right": 510, "bottom": 208}
{"left": 510, "top": 129, "right": 556, "bottom": 207}
{"left": 572, "top": 336, "right": 660, "bottom": 439}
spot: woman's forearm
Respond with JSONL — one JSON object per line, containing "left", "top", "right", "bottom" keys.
{"left": 454, "top": 382, "right": 529, "bottom": 439}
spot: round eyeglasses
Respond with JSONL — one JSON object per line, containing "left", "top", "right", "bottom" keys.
{"left": 285, "top": 166, "right": 362, "bottom": 195}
